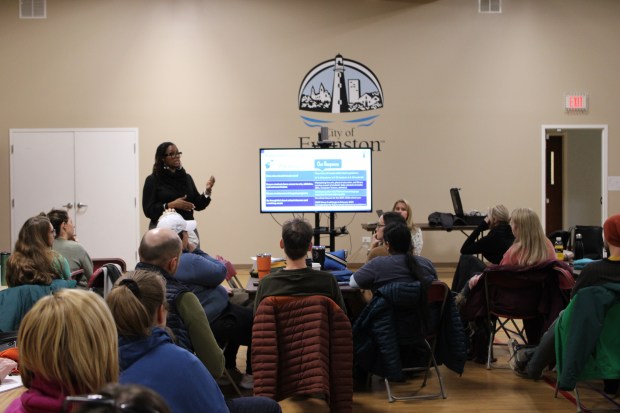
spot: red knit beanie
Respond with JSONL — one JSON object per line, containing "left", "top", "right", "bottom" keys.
{"left": 603, "top": 214, "right": 620, "bottom": 248}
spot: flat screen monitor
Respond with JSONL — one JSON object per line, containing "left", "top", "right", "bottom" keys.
{"left": 260, "top": 147, "right": 373, "bottom": 213}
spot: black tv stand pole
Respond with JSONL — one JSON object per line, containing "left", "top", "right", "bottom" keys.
{"left": 314, "top": 212, "right": 336, "bottom": 252}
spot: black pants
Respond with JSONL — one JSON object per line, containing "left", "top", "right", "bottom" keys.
{"left": 452, "top": 255, "right": 487, "bottom": 292}
{"left": 210, "top": 302, "right": 254, "bottom": 374}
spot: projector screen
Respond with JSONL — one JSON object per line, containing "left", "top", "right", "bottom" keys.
{"left": 260, "top": 147, "right": 373, "bottom": 213}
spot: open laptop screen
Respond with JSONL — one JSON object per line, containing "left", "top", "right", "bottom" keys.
{"left": 450, "top": 188, "right": 465, "bottom": 218}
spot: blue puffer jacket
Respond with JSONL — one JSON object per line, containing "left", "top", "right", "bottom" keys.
{"left": 353, "top": 282, "right": 424, "bottom": 381}
{"left": 353, "top": 282, "right": 467, "bottom": 380}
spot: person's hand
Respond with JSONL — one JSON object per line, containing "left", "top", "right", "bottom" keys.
{"left": 187, "top": 241, "right": 198, "bottom": 252}
{"left": 369, "top": 233, "right": 382, "bottom": 249}
{"left": 205, "top": 175, "right": 215, "bottom": 195}
{"left": 169, "top": 195, "right": 195, "bottom": 211}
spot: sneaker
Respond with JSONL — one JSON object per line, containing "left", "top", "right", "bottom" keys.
{"left": 239, "top": 374, "right": 253, "bottom": 390}
{"left": 508, "top": 339, "right": 528, "bottom": 378}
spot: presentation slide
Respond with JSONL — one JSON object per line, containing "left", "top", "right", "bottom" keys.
{"left": 260, "top": 148, "right": 372, "bottom": 213}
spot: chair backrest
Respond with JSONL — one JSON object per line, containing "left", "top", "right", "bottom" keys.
{"left": 252, "top": 295, "right": 353, "bottom": 413}
{"left": 87, "top": 263, "right": 123, "bottom": 297}
{"left": 570, "top": 226, "right": 603, "bottom": 260}
{"left": 483, "top": 267, "right": 552, "bottom": 319}
{"left": 426, "top": 281, "right": 450, "bottom": 338}
{"left": 92, "top": 258, "right": 127, "bottom": 273}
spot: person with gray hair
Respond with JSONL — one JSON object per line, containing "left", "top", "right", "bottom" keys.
{"left": 451, "top": 204, "right": 515, "bottom": 292}
{"left": 135, "top": 228, "right": 225, "bottom": 379}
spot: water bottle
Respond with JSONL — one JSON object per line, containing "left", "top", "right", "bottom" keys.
{"left": 574, "top": 233, "right": 585, "bottom": 260}
{"left": 0, "top": 252, "right": 9, "bottom": 286}
{"left": 554, "top": 237, "right": 565, "bottom": 261}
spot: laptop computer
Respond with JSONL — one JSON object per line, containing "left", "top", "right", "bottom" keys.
{"left": 450, "top": 188, "right": 486, "bottom": 226}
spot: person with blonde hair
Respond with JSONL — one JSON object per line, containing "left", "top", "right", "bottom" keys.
{"left": 500, "top": 208, "right": 556, "bottom": 266}
{"left": 465, "top": 207, "right": 556, "bottom": 292}
{"left": 392, "top": 199, "right": 423, "bottom": 256}
{"left": 6, "top": 214, "right": 72, "bottom": 287}
{"left": 107, "top": 270, "right": 281, "bottom": 413}
{"left": 5, "top": 289, "right": 119, "bottom": 413}
{"left": 451, "top": 204, "right": 515, "bottom": 291}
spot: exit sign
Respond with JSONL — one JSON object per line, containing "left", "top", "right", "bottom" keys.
{"left": 565, "top": 94, "right": 588, "bottom": 111}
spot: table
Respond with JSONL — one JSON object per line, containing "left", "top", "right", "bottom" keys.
{"left": 362, "top": 222, "right": 479, "bottom": 236}
{"left": 0, "top": 385, "right": 24, "bottom": 411}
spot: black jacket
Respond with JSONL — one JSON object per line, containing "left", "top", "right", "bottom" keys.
{"left": 460, "top": 221, "right": 514, "bottom": 264}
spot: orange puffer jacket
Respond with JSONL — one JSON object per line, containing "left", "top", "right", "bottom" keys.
{"left": 252, "top": 295, "right": 353, "bottom": 413}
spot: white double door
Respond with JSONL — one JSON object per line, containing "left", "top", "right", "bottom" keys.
{"left": 10, "top": 128, "right": 139, "bottom": 268}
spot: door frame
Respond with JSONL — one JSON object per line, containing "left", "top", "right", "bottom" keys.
{"left": 540, "top": 124, "right": 608, "bottom": 228}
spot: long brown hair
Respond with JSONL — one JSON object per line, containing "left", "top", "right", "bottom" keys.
{"left": 6, "top": 214, "right": 63, "bottom": 286}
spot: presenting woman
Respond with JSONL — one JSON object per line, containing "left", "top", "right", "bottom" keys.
{"left": 142, "top": 141, "right": 216, "bottom": 229}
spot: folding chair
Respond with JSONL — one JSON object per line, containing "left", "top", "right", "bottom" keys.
{"left": 216, "top": 255, "right": 243, "bottom": 289}
{"left": 483, "top": 268, "right": 551, "bottom": 369}
{"left": 87, "top": 263, "right": 124, "bottom": 297}
{"left": 385, "top": 280, "right": 449, "bottom": 402}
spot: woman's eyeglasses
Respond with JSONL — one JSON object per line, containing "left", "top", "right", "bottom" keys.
{"left": 62, "top": 394, "right": 160, "bottom": 413}
{"left": 164, "top": 152, "right": 182, "bottom": 158}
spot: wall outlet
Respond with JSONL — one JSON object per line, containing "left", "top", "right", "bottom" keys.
{"left": 362, "top": 236, "right": 371, "bottom": 244}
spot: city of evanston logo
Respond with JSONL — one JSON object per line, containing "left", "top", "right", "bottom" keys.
{"left": 297, "top": 54, "right": 385, "bottom": 151}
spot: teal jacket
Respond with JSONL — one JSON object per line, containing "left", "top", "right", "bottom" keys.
{"left": 555, "top": 283, "right": 620, "bottom": 390}
{"left": 0, "top": 279, "right": 76, "bottom": 332}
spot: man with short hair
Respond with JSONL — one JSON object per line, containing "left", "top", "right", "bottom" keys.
{"left": 254, "top": 218, "right": 346, "bottom": 312}
{"left": 156, "top": 210, "right": 255, "bottom": 390}
{"left": 135, "top": 227, "right": 225, "bottom": 379}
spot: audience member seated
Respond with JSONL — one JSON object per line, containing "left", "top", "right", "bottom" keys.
{"left": 392, "top": 198, "right": 423, "bottom": 256}
{"left": 135, "top": 228, "right": 225, "bottom": 379}
{"left": 351, "top": 222, "right": 465, "bottom": 382}
{"left": 47, "top": 208, "right": 94, "bottom": 282}
{"left": 451, "top": 204, "right": 514, "bottom": 292}
{"left": 106, "top": 270, "right": 281, "bottom": 413}
{"left": 6, "top": 214, "right": 72, "bottom": 285}
{"left": 5, "top": 289, "right": 118, "bottom": 413}
{"left": 510, "top": 213, "right": 620, "bottom": 394}
{"left": 458, "top": 207, "right": 570, "bottom": 363}
{"left": 1, "top": 215, "right": 76, "bottom": 331}
{"left": 254, "top": 218, "right": 346, "bottom": 313}
{"left": 352, "top": 222, "right": 437, "bottom": 293}
{"left": 366, "top": 211, "right": 406, "bottom": 262}
{"left": 463, "top": 207, "right": 556, "bottom": 293}
{"left": 69, "top": 383, "right": 172, "bottom": 413}
{"left": 156, "top": 210, "right": 254, "bottom": 390}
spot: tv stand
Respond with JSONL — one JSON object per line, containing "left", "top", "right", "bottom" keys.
{"left": 314, "top": 212, "right": 337, "bottom": 252}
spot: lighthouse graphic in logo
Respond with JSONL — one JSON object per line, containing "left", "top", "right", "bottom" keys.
{"left": 298, "top": 54, "right": 383, "bottom": 127}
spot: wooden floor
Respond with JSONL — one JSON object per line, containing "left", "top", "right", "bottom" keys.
{"left": 229, "top": 265, "right": 619, "bottom": 413}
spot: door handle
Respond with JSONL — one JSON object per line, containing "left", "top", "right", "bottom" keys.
{"left": 77, "top": 203, "right": 88, "bottom": 208}
{"left": 62, "top": 202, "right": 74, "bottom": 209}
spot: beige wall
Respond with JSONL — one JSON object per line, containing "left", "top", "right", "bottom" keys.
{"left": 1, "top": 0, "right": 619, "bottom": 265}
